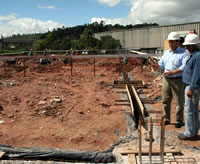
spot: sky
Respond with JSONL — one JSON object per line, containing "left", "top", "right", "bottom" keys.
{"left": 1, "top": 0, "right": 200, "bottom": 37}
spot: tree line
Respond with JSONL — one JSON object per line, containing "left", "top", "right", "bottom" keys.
{"left": 5, "top": 21, "right": 159, "bottom": 51}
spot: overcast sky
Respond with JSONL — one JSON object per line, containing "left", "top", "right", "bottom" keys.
{"left": 1, "top": 0, "right": 200, "bottom": 37}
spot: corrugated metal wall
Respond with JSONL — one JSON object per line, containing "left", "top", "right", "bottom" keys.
{"left": 94, "top": 22, "right": 200, "bottom": 51}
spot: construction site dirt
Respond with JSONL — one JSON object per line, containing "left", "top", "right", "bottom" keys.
{"left": 0, "top": 57, "right": 200, "bottom": 163}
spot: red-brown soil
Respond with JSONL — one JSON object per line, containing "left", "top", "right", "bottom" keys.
{"left": 0, "top": 56, "right": 200, "bottom": 160}
{"left": 0, "top": 58, "right": 127, "bottom": 151}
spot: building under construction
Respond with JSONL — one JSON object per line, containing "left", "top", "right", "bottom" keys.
{"left": 94, "top": 21, "right": 200, "bottom": 54}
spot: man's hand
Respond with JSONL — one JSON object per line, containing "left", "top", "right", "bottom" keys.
{"left": 163, "top": 69, "right": 175, "bottom": 77}
{"left": 187, "top": 89, "right": 194, "bottom": 98}
{"left": 163, "top": 69, "right": 182, "bottom": 77}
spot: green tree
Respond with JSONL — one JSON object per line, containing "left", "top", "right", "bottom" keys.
{"left": 35, "top": 40, "right": 45, "bottom": 50}
{"left": 100, "top": 35, "right": 122, "bottom": 50}
{"left": 78, "top": 29, "right": 98, "bottom": 49}
{"left": 59, "top": 37, "right": 71, "bottom": 50}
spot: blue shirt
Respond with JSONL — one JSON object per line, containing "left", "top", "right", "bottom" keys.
{"left": 158, "top": 47, "right": 189, "bottom": 78}
{"left": 183, "top": 50, "right": 200, "bottom": 90}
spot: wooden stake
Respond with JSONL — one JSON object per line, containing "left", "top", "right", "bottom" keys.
{"left": 71, "top": 58, "right": 73, "bottom": 76}
{"left": 3, "top": 60, "right": 7, "bottom": 76}
{"left": 93, "top": 58, "right": 95, "bottom": 76}
{"left": 23, "top": 58, "right": 26, "bottom": 77}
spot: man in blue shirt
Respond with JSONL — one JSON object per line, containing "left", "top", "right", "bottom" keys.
{"left": 158, "top": 32, "right": 188, "bottom": 128}
{"left": 178, "top": 34, "right": 200, "bottom": 140}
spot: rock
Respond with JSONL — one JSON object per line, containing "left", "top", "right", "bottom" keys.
{"left": 14, "top": 109, "right": 19, "bottom": 112}
{"left": 99, "top": 102, "right": 111, "bottom": 108}
{"left": 39, "top": 127, "right": 44, "bottom": 131}
{"left": 39, "top": 101, "right": 46, "bottom": 105}
{"left": 50, "top": 98, "right": 62, "bottom": 104}
{"left": 79, "top": 111, "right": 84, "bottom": 114}
{"left": 54, "top": 98, "right": 62, "bottom": 103}
{"left": 42, "top": 97, "right": 47, "bottom": 101}
{"left": 100, "top": 74, "right": 105, "bottom": 77}
{"left": 4, "top": 80, "right": 16, "bottom": 87}
{"left": 8, "top": 114, "right": 14, "bottom": 118}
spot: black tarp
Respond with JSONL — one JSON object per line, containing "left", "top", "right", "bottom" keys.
{"left": 0, "top": 145, "right": 116, "bottom": 163}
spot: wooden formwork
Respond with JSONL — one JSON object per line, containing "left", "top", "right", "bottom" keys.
{"left": 114, "top": 64, "right": 197, "bottom": 164}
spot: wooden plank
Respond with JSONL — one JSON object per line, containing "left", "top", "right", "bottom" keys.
{"left": 140, "top": 99, "right": 156, "bottom": 104}
{"left": 0, "top": 152, "right": 5, "bottom": 158}
{"left": 131, "top": 85, "right": 145, "bottom": 115}
{"left": 113, "top": 80, "right": 143, "bottom": 85}
{"left": 115, "top": 99, "right": 129, "bottom": 102}
{"left": 118, "top": 148, "right": 181, "bottom": 155}
{"left": 173, "top": 155, "right": 195, "bottom": 163}
{"left": 126, "top": 85, "right": 135, "bottom": 116}
{"left": 131, "top": 85, "right": 147, "bottom": 130}
{"left": 166, "top": 153, "right": 177, "bottom": 163}
{"left": 114, "top": 103, "right": 130, "bottom": 106}
{"left": 114, "top": 84, "right": 146, "bottom": 88}
{"left": 115, "top": 91, "right": 127, "bottom": 94}
{"left": 128, "top": 154, "right": 136, "bottom": 164}
{"left": 146, "top": 109, "right": 163, "bottom": 114}
{"left": 132, "top": 84, "right": 147, "bottom": 88}
{"left": 137, "top": 91, "right": 149, "bottom": 94}
{"left": 146, "top": 119, "right": 162, "bottom": 123}
{"left": 114, "top": 86, "right": 126, "bottom": 89}
{"left": 114, "top": 84, "right": 126, "bottom": 87}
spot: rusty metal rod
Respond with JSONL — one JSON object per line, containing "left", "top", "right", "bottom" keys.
{"left": 149, "top": 117, "right": 153, "bottom": 164}
{"left": 160, "top": 116, "right": 165, "bottom": 164}
{"left": 139, "top": 119, "right": 142, "bottom": 164}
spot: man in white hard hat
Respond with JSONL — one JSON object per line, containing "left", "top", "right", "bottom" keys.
{"left": 158, "top": 32, "right": 189, "bottom": 128}
{"left": 178, "top": 33, "right": 200, "bottom": 140}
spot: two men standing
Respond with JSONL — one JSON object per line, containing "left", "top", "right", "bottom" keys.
{"left": 158, "top": 32, "right": 200, "bottom": 140}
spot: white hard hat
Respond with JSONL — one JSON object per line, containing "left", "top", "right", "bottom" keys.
{"left": 183, "top": 34, "right": 200, "bottom": 45}
{"left": 167, "top": 32, "right": 180, "bottom": 40}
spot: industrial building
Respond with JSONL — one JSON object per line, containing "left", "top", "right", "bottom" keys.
{"left": 94, "top": 22, "right": 200, "bottom": 54}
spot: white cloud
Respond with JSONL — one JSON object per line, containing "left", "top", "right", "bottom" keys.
{"left": 38, "top": 5, "right": 56, "bottom": 10}
{"left": 0, "top": 14, "right": 64, "bottom": 37}
{"left": 93, "top": 0, "right": 200, "bottom": 25}
{"left": 98, "top": 0, "right": 121, "bottom": 7}
{"left": 0, "top": 13, "right": 17, "bottom": 22}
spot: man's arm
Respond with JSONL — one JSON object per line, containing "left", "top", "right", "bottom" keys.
{"left": 163, "top": 69, "right": 182, "bottom": 77}
{"left": 187, "top": 57, "right": 200, "bottom": 98}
